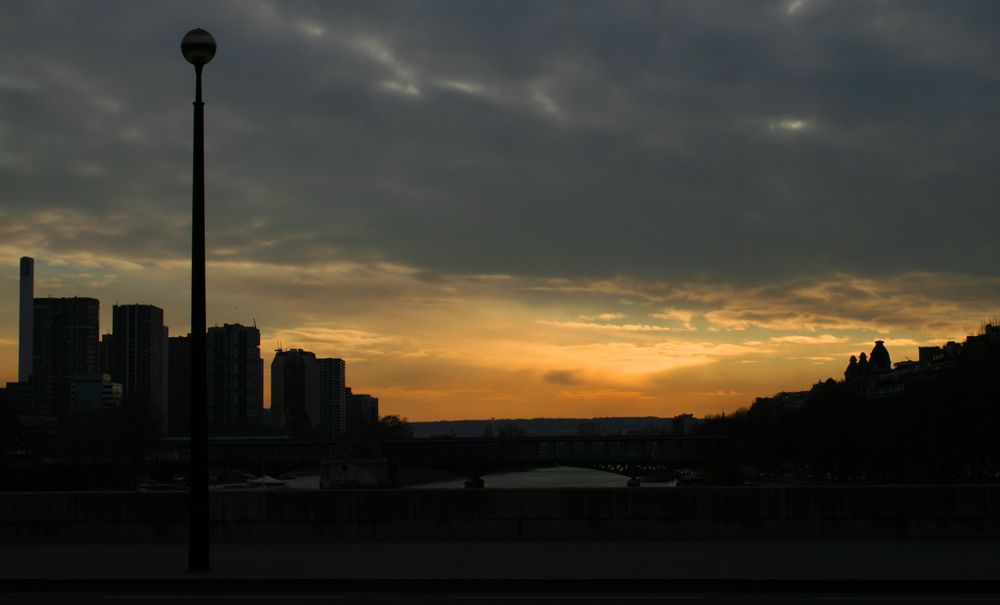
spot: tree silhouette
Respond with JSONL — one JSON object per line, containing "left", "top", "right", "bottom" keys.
{"left": 373, "top": 414, "right": 413, "bottom": 440}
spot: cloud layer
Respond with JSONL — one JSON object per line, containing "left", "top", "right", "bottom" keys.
{"left": 1, "top": 1, "right": 998, "bottom": 419}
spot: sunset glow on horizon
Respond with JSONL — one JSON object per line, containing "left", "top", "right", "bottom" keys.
{"left": 2, "top": 2, "right": 998, "bottom": 421}
{"left": 2, "top": 255, "right": 996, "bottom": 421}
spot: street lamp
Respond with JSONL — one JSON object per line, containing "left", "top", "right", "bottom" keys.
{"left": 181, "top": 27, "right": 216, "bottom": 573}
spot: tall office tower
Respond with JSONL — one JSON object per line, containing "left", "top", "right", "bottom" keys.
{"left": 207, "top": 323, "right": 263, "bottom": 431}
{"left": 345, "top": 388, "right": 379, "bottom": 439}
{"left": 167, "top": 334, "right": 191, "bottom": 435}
{"left": 111, "top": 304, "right": 166, "bottom": 433}
{"left": 18, "top": 257, "right": 33, "bottom": 383}
{"left": 270, "top": 349, "right": 319, "bottom": 434}
{"left": 32, "top": 297, "right": 100, "bottom": 414}
{"left": 317, "top": 357, "right": 346, "bottom": 440}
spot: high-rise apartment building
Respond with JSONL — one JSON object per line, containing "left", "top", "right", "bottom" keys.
{"left": 207, "top": 324, "right": 263, "bottom": 430}
{"left": 270, "top": 348, "right": 319, "bottom": 434}
{"left": 32, "top": 297, "right": 100, "bottom": 414}
{"left": 317, "top": 357, "right": 346, "bottom": 439}
{"left": 345, "top": 388, "right": 379, "bottom": 439}
{"left": 111, "top": 304, "right": 167, "bottom": 433}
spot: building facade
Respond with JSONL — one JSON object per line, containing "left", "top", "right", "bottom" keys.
{"left": 32, "top": 297, "right": 100, "bottom": 415}
{"left": 345, "top": 387, "right": 379, "bottom": 439}
{"left": 317, "top": 357, "right": 346, "bottom": 439}
{"left": 270, "top": 348, "right": 320, "bottom": 435}
{"left": 207, "top": 323, "right": 264, "bottom": 431}
{"left": 111, "top": 304, "right": 167, "bottom": 433}
{"left": 70, "top": 373, "right": 123, "bottom": 411}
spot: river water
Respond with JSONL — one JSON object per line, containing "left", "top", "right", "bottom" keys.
{"left": 234, "top": 466, "right": 676, "bottom": 489}
{"left": 407, "top": 465, "right": 676, "bottom": 489}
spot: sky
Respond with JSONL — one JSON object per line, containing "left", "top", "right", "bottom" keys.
{"left": 1, "top": 0, "right": 999, "bottom": 421}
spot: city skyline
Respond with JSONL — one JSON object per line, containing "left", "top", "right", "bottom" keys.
{"left": 2, "top": 2, "right": 1000, "bottom": 421}
{"left": 6, "top": 261, "right": 996, "bottom": 422}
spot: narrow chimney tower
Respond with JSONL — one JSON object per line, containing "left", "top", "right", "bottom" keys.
{"left": 18, "top": 256, "right": 33, "bottom": 383}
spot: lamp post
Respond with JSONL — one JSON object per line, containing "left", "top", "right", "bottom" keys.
{"left": 181, "top": 27, "right": 216, "bottom": 573}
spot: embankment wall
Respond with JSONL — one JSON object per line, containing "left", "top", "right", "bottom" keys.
{"left": 2, "top": 486, "right": 999, "bottom": 543}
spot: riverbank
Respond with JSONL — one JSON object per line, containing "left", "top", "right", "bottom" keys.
{"left": 3, "top": 485, "right": 999, "bottom": 543}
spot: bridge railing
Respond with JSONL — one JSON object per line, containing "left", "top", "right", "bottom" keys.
{"left": 144, "top": 435, "right": 733, "bottom": 474}
{"left": 377, "top": 435, "right": 732, "bottom": 467}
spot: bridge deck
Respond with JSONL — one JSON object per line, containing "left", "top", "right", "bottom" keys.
{"left": 145, "top": 435, "right": 732, "bottom": 476}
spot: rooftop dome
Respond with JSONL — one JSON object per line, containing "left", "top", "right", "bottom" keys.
{"left": 869, "top": 340, "right": 891, "bottom": 372}
{"left": 844, "top": 355, "right": 860, "bottom": 382}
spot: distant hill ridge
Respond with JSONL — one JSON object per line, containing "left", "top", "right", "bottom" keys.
{"left": 409, "top": 415, "right": 700, "bottom": 438}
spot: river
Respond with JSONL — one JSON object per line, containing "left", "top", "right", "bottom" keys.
{"left": 230, "top": 465, "right": 676, "bottom": 489}
{"left": 407, "top": 465, "right": 676, "bottom": 489}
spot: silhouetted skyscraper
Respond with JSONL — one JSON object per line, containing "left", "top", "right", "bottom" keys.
{"left": 18, "top": 257, "right": 33, "bottom": 383}
{"left": 345, "top": 387, "right": 378, "bottom": 439}
{"left": 318, "top": 357, "right": 346, "bottom": 439}
{"left": 32, "top": 297, "right": 100, "bottom": 415}
{"left": 207, "top": 324, "right": 263, "bottom": 430}
{"left": 111, "top": 304, "right": 166, "bottom": 433}
{"left": 271, "top": 349, "right": 319, "bottom": 435}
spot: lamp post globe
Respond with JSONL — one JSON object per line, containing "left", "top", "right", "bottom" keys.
{"left": 181, "top": 28, "right": 216, "bottom": 66}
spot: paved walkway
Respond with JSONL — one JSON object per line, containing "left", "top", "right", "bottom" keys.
{"left": 3, "top": 541, "right": 999, "bottom": 581}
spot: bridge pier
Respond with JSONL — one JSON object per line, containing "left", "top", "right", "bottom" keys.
{"left": 464, "top": 477, "right": 485, "bottom": 489}
{"left": 626, "top": 477, "right": 641, "bottom": 488}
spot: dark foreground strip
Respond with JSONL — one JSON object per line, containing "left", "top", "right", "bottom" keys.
{"left": 3, "top": 579, "right": 1000, "bottom": 595}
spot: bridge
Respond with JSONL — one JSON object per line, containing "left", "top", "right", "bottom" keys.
{"left": 146, "top": 435, "right": 732, "bottom": 486}
{"left": 378, "top": 435, "right": 731, "bottom": 485}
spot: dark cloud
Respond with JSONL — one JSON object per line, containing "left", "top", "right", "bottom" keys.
{"left": 2, "top": 0, "right": 999, "bottom": 283}
{"left": 544, "top": 370, "right": 581, "bottom": 386}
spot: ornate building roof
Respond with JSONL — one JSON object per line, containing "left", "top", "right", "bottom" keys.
{"left": 869, "top": 340, "right": 891, "bottom": 372}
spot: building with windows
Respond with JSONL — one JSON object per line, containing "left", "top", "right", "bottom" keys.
{"left": 111, "top": 304, "right": 167, "bottom": 433}
{"left": 345, "top": 387, "right": 379, "bottom": 439}
{"left": 70, "top": 373, "right": 123, "bottom": 410}
{"left": 271, "top": 348, "right": 320, "bottom": 435}
{"left": 32, "top": 297, "right": 100, "bottom": 415}
{"left": 318, "top": 357, "right": 346, "bottom": 439}
{"left": 207, "top": 323, "right": 263, "bottom": 431}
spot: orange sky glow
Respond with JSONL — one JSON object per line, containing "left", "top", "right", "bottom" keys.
{"left": 1, "top": 254, "right": 995, "bottom": 421}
